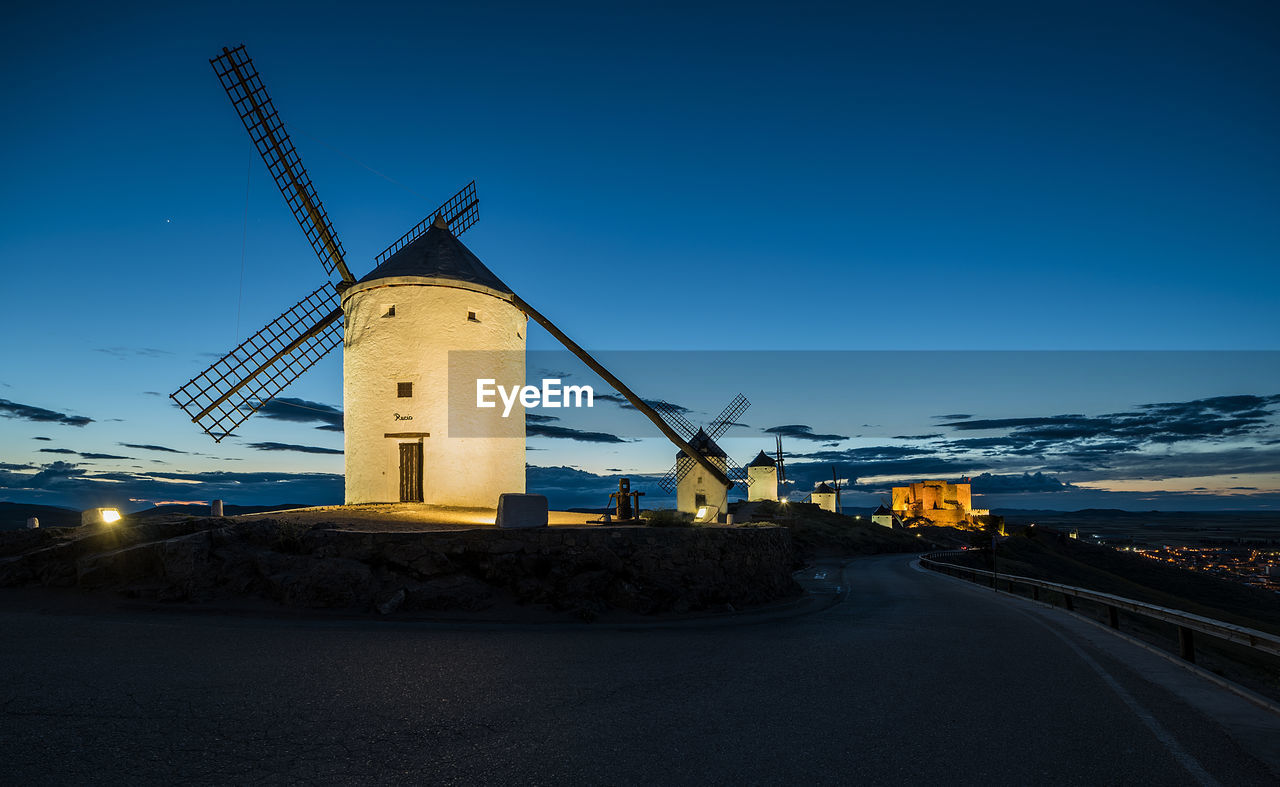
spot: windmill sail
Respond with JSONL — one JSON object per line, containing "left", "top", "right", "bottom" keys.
{"left": 656, "top": 394, "right": 752, "bottom": 492}
{"left": 650, "top": 399, "right": 699, "bottom": 440}
{"left": 376, "top": 181, "right": 480, "bottom": 264}
{"left": 660, "top": 452, "right": 753, "bottom": 492}
{"left": 171, "top": 283, "right": 343, "bottom": 441}
{"left": 210, "top": 45, "right": 353, "bottom": 283}
{"left": 706, "top": 394, "right": 749, "bottom": 440}
{"left": 659, "top": 454, "right": 753, "bottom": 492}
{"left": 657, "top": 464, "right": 683, "bottom": 493}
{"left": 658, "top": 448, "right": 707, "bottom": 493}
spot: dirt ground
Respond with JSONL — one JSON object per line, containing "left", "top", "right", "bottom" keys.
{"left": 233, "top": 503, "right": 602, "bottom": 532}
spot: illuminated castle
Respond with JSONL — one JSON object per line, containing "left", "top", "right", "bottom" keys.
{"left": 890, "top": 480, "right": 989, "bottom": 528}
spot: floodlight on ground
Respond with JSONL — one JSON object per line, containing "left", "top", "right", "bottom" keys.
{"left": 81, "top": 507, "right": 123, "bottom": 526}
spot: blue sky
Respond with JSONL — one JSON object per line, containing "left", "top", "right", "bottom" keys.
{"left": 2, "top": 1, "right": 1278, "bottom": 512}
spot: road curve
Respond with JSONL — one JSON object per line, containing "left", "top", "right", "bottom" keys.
{"left": 1, "top": 554, "right": 1277, "bottom": 784}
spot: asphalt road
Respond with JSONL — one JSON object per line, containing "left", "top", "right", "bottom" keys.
{"left": 2, "top": 554, "right": 1278, "bottom": 785}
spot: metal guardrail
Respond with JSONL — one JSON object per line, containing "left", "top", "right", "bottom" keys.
{"left": 920, "top": 550, "right": 1280, "bottom": 664}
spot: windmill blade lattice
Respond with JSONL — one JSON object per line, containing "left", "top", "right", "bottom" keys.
{"left": 706, "top": 394, "right": 749, "bottom": 441}
{"left": 656, "top": 394, "right": 752, "bottom": 493}
{"left": 376, "top": 181, "right": 480, "bottom": 264}
{"left": 210, "top": 45, "right": 352, "bottom": 282}
{"left": 650, "top": 399, "right": 699, "bottom": 440}
{"left": 658, "top": 452, "right": 753, "bottom": 493}
{"left": 656, "top": 464, "right": 683, "bottom": 493}
{"left": 725, "top": 457, "right": 750, "bottom": 483}
{"left": 171, "top": 283, "right": 343, "bottom": 441}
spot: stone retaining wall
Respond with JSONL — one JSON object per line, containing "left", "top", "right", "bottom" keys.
{"left": 1, "top": 520, "right": 800, "bottom": 618}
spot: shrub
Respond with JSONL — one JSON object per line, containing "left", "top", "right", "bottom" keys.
{"left": 641, "top": 509, "right": 694, "bottom": 527}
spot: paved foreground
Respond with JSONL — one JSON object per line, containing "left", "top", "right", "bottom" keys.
{"left": 2, "top": 555, "right": 1278, "bottom": 784}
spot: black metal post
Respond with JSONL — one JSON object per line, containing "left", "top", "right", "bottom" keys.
{"left": 1178, "top": 627, "right": 1196, "bottom": 663}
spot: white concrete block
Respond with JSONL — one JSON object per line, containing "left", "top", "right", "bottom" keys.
{"left": 496, "top": 493, "right": 548, "bottom": 529}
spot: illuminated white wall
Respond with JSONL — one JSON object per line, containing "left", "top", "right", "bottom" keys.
{"left": 812, "top": 491, "right": 837, "bottom": 513}
{"left": 342, "top": 276, "right": 526, "bottom": 506}
{"left": 676, "top": 456, "right": 729, "bottom": 522}
{"left": 747, "top": 464, "right": 778, "bottom": 502}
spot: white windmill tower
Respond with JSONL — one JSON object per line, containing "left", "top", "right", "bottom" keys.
{"left": 746, "top": 450, "right": 778, "bottom": 502}
{"left": 172, "top": 45, "right": 736, "bottom": 509}
{"left": 811, "top": 482, "right": 838, "bottom": 513}
{"left": 342, "top": 214, "right": 526, "bottom": 505}
{"left": 810, "top": 466, "right": 843, "bottom": 513}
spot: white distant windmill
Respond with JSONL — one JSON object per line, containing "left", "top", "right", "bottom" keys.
{"left": 654, "top": 395, "right": 752, "bottom": 522}
{"left": 810, "top": 466, "right": 843, "bottom": 513}
{"left": 171, "top": 45, "right": 734, "bottom": 507}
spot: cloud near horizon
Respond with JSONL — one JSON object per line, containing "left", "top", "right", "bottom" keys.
{"left": 925, "top": 394, "right": 1280, "bottom": 479}
{"left": 525, "top": 413, "right": 628, "bottom": 444}
{"left": 95, "top": 347, "right": 172, "bottom": 358}
{"left": 772, "top": 393, "right": 1280, "bottom": 501}
{"left": 120, "top": 443, "right": 187, "bottom": 454}
{"left": 0, "top": 460, "right": 342, "bottom": 510}
{"left": 248, "top": 397, "right": 344, "bottom": 432}
{"left": 36, "top": 448, "right": 132, "bottom": 460}
{"left": 0, "top": 398, "right": 92, "bottom": 427}
{"left": 765, "top": 424, "right": 851, "bottom": 443}
{"left": 941, "top": 394, "right": 1279, "bottom": 445}
{"left": 594, "top": 393, "right": 694, "bottom": 417}
{"left": 245, "top": 442, "right": 343, "bottom": 455}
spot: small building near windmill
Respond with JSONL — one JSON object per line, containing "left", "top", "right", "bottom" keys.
{"left": 746, "top": 450, "right": 778, "bottom": 502}
{"left": 890, "top": 480, "right": 990, "bottom": 528}
{"left": 342, "top": 216, "right": 526, "bottom": 507}
{"left": 677, "top": 429, "right": 730, "bottom": 523}
{"left": 811, "top": 482, "right": 838, "bottom": 513}
{"left": 871, "top": 503, "right": 900, "bottom": 529}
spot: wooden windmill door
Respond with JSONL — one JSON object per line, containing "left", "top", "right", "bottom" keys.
{"left": 398, "top": 442, "right": 423, "bottom": 503}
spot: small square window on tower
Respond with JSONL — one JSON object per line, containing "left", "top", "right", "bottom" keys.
{"left": 397, "top": 382, "right": 413, "bottom": 398}
{"left": 467, "top": 310, "right": 480, "bottom": 322}
{"left": 382, "top": 305, "right": 396, "bottom": 318}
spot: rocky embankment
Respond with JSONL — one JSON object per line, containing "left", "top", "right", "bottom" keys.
{"left": 0, "top": 519, "right": 800, "bottom": 619}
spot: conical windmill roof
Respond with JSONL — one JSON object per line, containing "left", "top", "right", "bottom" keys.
{"left": 747, "top": 450, "right": 777, "bottom": 468}
{"left": 358, "top": 219, "right": 512, "bottom": 295}
{"left": 815, "top": 482, "right": 835, "bottom": 494}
